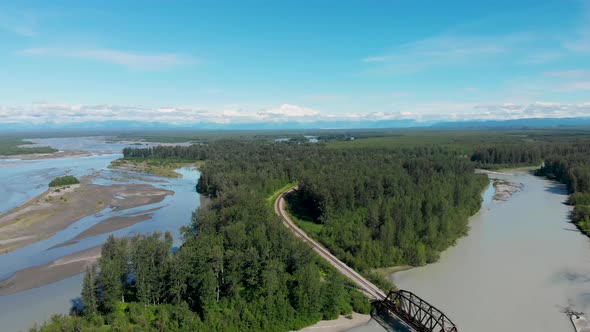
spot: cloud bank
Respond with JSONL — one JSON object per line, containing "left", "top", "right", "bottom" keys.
{"left": 1, "top": 102, "right": 589, "bottom": 127}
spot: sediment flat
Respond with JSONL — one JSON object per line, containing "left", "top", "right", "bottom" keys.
{"left": 0, "top": 246, "right": 101, "bottom": 296}
{"left": 0, "top": 150, "right": 92, "bottom": 160}
{"left": 492, "top": 179, "right": 523, "bottom": 201}
{"left": 0, "top": 181, "right": 173, "bottom": 253}
{"left": 50, "top": 211, "right": 159, "bottom": 249}
{"left": 299, "top": 313, "right": 371, "bottom": 332}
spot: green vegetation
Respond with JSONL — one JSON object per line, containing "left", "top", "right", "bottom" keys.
{"left": 109, "top": 158, "right": 194, "bottom": 178}
{"left": 534, "top": 148, "right": 590, "bottom": 236}
{"left": 266, "top": 182, "right": 298, "bottom": 208}
{"left": 34, "top": 205, "right": 368, "bottom": 331}
{"left": 127, "top": 142, "right": 488, "bottom": 269}
{"left": 48, "top": 175, "right": 79, "bottom": 187}
{"left": 0, "top": 137, "right": 57, "bottom": 155}
{"left": 35, "top": 144, "right": 371, "bottom": 330}
{"left": 33, "top": 127, "right": 590, "bottom": 331}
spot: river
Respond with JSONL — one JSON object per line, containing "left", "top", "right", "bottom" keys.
{"left": 0, "top": 138, "right": 201, "bottom": 332}
{"left": 352, "top": 170, "right": 590, "bottom": 332}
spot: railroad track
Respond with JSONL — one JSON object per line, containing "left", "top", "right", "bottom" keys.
{"left": 274, "top": 187, "right": 386, "bottom": 301}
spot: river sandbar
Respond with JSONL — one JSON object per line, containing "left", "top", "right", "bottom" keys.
{"left": 299, "top": 313, "right": 371, "bottom": 332}
{"left": 0, "top": 246, "right": 101, "bottom": 296}
{"left": 0, "top": 150, "right": 93, "bottom": 160}
{"left": 492, "top": 179, "right": 523, "bottom": 201}
{"left": 50, "top": 211, "right": 161, "bottom": 249}
{"left": 0, "top": 181, "right": 173, "bottom": 253}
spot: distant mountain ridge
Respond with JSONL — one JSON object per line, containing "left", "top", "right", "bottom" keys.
{"left": 436, "top": 117, "right": 590, "bottom": 128}
{"left": 1, "top": 117, "right": 590, "bottom": 132}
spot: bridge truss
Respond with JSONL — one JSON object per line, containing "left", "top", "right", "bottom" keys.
{"left": 378, "top": 290, "right": 458, "bottom": 332}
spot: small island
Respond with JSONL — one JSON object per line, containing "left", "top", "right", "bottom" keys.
{"left": 48, "top": 175, "right": 80, "bottom": 187}
{"left": 109, "top": 158, "right": 194, "bottom": 178}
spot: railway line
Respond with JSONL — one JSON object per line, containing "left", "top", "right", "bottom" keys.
{"left": 274, "top": 187, "right": 459, "bottom": 332}
{"left": 274, "top": 187, "right": 386, "bottom": 300}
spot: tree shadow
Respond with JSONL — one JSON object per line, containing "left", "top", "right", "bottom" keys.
{"left": 70, "top": 296, "right": 84, "bottom": 315}
{"left": 370, "top": 301, "right": 413, "bottom": 332}
{"left": 284, "top": 191, "right": 317, "bottom": 223}
{"left": 545, "top": 182, "right": 567, "bottom": 195}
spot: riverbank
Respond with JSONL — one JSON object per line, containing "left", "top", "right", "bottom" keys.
{"left": 50, "top": 211, "right": 160, "bottom": 249}
{"left": 0, "top": 180, "right": 173, "bottom": 253}
{"left": 371, "top": 265, "right": 413, "bottom": 280}
{"left": 109, "top": 158, "right": 195, "bottom": 178}
{"left": 0, "top": 150, "right": 93, "bottom": 160}
{"left": 0, "top": 246, "right": 101, "bottom": 295}
{"left": 389, "top": 170, "right": 587, "bottom": 331}
{"left": 299, "top": 313, "right": 371, "bottom": 332}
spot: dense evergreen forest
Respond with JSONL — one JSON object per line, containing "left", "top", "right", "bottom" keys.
{"left": 535, "top": 151, "right": 590, "bottom": 235}
{"left": 35, "top": 184, "right": 369, "bottom": 331}
{"left": 469, "top": 140, "right": 590, "bottom": 235}
{"left": 124, "top": 142, "right": 489, "bottom": 269}
{"left": 34, "top": 129, "right": 590, "bottom": 331}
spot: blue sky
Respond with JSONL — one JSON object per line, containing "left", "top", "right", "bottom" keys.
{"left": 1, "top": 0, "right": 590, "bottom": 126}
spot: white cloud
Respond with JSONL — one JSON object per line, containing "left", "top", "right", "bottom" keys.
{"left": 258, "top": 104, "right": 319, "bottom": 118}
{"left": 1, "top": 101, "right": 588, "bottom": 126}
{"left": 544, "top": 70, "right": 590, "bottom": 78}
{"left": 18, "top": 48, "right": 194, "bottom": 70}
{"left": 471, "top": 102, "right": 590, "bottom": 120}
{"left": 361, "top": 32, "right": 538, "bottom": 74}
{"left": 362, "top": 14, "right": 590, "bottom": 76}
{"left": 557, "top": 81, "right": 590, "bottom": 91}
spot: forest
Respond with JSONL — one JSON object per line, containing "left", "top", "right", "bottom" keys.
{"left": 0, "top": 137, "right": 57, "bottom": 155}
{"left": 35, "top": 192, "right": 369, "bottom": 331}
{"left": 125, "top": 142, "right": 489, "bottom": 270}
{"left": 535, "top": 152, "right": 590, "bottom": 235}
{"left": 468, "top": 139, "right": 590, "bottom": 235}
{"left": 33, "top": 128, "right": 590, "bottom": 331}
{"left": 467, "top": 139, "right": 590, "bottom": 236}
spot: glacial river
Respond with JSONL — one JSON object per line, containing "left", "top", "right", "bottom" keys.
{"left": 353, "top": 170, "right": 590, "bottom": 332}
{"left": 0, "top": 138, "right": 200, "bottom": 332}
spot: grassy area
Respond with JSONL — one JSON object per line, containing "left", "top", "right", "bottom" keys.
{"left": 0, "top": 137, "right": 57, "bottom": 156}
{"left": 371, "top": 265, "right": 413, "bottom": 279}
{"left": 266, "top": 183, "right": 324, "bottom": 237}
{"left": 109, "top": 158, "right": 195, "bottom": 178}
{"left": 289, "top": 213, "right": 324, "bottom": 238}
{"left": 266, "top": 182, "right": 298, "bottom": 208}
{"left": 326, "top": 128, "right": 590, "bottom": 150}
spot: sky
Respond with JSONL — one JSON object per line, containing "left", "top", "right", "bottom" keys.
{"left": 1, "top": 0, "right": 590, "bottom": 127}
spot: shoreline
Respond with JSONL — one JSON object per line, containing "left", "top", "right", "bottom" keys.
{"left": 49, "top": 211, "right": 159, "bottom": 250}
{"left": 385, "top": 169, "right": 524, "bottom": 282}
{"left": 492, "top": 179, "right": 524, "bottom": 201}
{"left": 0, "top": 150, "right": 94, "bottom": 160}
{"left": 109, "top": 158, "right": 194, "bottom": 178}
{"left": 0, "top": 180, "right": 173, "bottom": 253}
{"left": 298, "top": 313, "right": 372, "bottom": 332}
{"left": 0, "top": 246, "right": 101, "bottom": 296}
